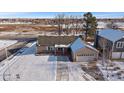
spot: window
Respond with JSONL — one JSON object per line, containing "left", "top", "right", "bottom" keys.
{"left": 57, "top": 48, "right": 63, "bottom": 51}
{"left": 47, "top": 46, "right": 54, "bottom": 51}
{"left": 116, "top": 42, "right": 124, "bottom": 48}
{"left": 77, "top": 54, "right": 95, "bottom": 56}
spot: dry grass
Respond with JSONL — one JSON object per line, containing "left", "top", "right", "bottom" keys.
{"left": 0, "top": 24, "right": 58, "bottom": 32}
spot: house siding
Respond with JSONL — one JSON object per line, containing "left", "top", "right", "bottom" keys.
{"left": 95, "top": 29, "right": 124, "bottom": 59}
{"left": 113, "top": 38, "right": 124, "bottom": 52}
{"left": 37, "top": 45, "right": 55, "bottom": 54}
{"left": 95, "top": 35, "right": 113, "bottom": 58}
{"left": 95, "top": 34, "right": 124, "bottom": 59}
{"left": 55, "top": 48, "right": 70, "bottom": 56}
{"left": 96, "top": 35, "right": 113, "bottom": 50}
{"left": 72, "top": 47, "right": 98, "bottom": 62}
{"left": 37, "top": 45, "right": 70, "bottom": 56}
{"left": 111, "top": 38, "right": 124, "bottom": 59}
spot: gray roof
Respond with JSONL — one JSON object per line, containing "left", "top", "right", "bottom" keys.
{"left": 70, "top": 37, "right": 98, "bottom": 53}
{"left": 38, "top": 36, "right": 77, "bottom": 45}
{"left": 98, "top": 29, "right": 124, "bottom": 42}
{"left": 70, "top": 37, "right": 85, "bottom": 52}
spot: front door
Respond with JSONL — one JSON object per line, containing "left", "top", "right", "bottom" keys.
{"left": 55, "top": 48, "right": 64, "bottom": 56}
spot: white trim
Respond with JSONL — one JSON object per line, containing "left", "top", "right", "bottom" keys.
{"left": 86, "top": 45, "right": 99, "bottom": 52}
{"left": 116, "top": 41, "right": 124, "bottom": 48}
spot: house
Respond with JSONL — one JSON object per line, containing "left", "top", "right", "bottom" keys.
{"left": 37, "top": 36, "right": 98, "bottom": 62}
{"left": 36, "top": 36, "right": 77, "bottom": 56}
{"left": 94, "top": 29, "right": 124, "bottom": 59}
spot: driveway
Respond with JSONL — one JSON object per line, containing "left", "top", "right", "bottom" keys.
{"left": 0, "top": 42, "right": 57, "bottom": 81}
{"left": 0, "top": 42, "right": 95, "bottom": 81}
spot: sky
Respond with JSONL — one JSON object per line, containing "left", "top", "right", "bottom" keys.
{"left": 0, "top": 12, "right": 124, "bottom": 18}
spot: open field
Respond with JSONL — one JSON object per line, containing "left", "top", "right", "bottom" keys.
{"left": 0, "top": 24, "right": 58, "bottom": 32}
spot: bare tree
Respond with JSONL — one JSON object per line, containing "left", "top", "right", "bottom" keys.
{"left": 70, "top": 15, "right": 76, "bottom": 35}
{"left": 55, "top": 14, "right": 65, "bottom": 35}
{"left": 74, "top": 16, "right": 80, "bottom": 34}
{"left": 98, "top": 38, "right": 108, "bottom": 66}
{"left": 63, "top": 15, "right": 70, "bottom": 35}
{"left": 55, "top": 14, "right": 84, "bottom": 36}
{"left": 69, "top": 15, "right": 82, "bottom": 35}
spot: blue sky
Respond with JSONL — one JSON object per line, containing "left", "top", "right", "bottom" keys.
{"left": 0, "top": 12, "right": 124, "bottom": 18}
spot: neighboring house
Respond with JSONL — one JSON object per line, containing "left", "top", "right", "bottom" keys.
{"left": 94, "top": 29, "right": 124, "bottom": 59}
{"left": 70, "top": 38, "right": 98, "bottom": 62}
{"left": 37, "top": 36, "right": 98, "bottom": 62}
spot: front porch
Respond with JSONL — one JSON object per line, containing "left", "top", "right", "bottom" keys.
{"left": 54, "top": 44, "right": 70, "bottom": 56}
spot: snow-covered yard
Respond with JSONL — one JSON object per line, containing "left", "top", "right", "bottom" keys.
{"left": 97, "top": 60, "right": 124, "bottom": 81}
{"left": 0, "top": 40, "right": 17, "bottom": 50}
{"left": 0, "top": 42, "right": 57, "bottom": 81}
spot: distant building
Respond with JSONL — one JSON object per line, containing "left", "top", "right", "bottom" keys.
{"left": 94, "top": 29, "right": 124, "bottom": 59}
{"left": 37, "top": 36, "right": 98, "bottom": 62}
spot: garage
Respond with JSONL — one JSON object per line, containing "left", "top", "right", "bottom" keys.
{"left": 112, "top": 52, "right": 121, "bottom": 59}
{"left": 121, "top": 52, "right": 124, "bottom": 58}
{"left": 70, "top": 37, "right": 98, "bottom": 62}
{"left": 76, "top": 56, "right": 95, "bottom": 62}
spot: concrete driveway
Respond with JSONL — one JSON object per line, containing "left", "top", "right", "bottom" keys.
{"left": 1, "top": 42, "right": 57, "bottom": 81}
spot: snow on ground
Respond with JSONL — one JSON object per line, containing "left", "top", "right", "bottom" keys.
{"left": 97, "top": 60, "right": 124, "bottom": 81}
{"left": 68, "top": 63, "right": 95, "bottom": 81}
{"left": 0, "top": 42, "right": 57, "bottom": 81}
{"left": 114, "top": 61, "right": 124, "bottom": 69}
{"left": 87, "top": 42, "right": 94, "bottom": 46}
{"left": 0, "top": 40, "right": 18, "bottom": 50}
{"left": 0, "top": 41, "right": 95, "bottom": 81}
{"left": 0, "top": 32, "right": 19, "bottom": 36}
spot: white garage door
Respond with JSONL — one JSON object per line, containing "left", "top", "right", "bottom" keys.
{"left": 112, "top": 52, "right": 121, "bottom": 59}
{"left": 76, "top": 56, "right": 95, "bottom": 62}
{"left": 122, "top": 52, "right": 124, "bottom": 58}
